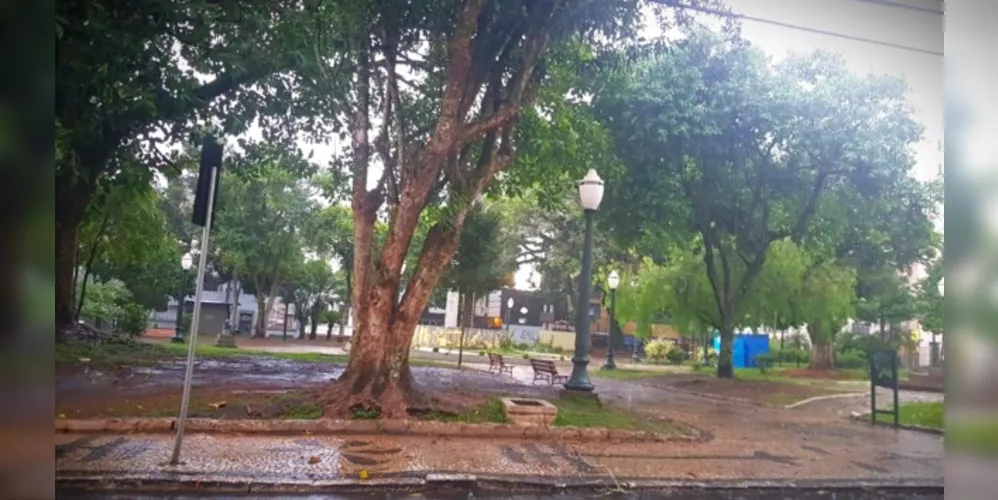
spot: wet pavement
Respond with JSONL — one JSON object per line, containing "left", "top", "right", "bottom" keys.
{"left": 56, "top": 356, "right": 944, "bottom": 492}
{"left": 57, "top": 489, "right": 943, "bottom": 499}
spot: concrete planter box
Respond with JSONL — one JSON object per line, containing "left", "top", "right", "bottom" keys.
{"left": 500, "top": 397, "right": 557, "bottom": 427}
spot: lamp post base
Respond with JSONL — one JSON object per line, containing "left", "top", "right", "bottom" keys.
{"left": 170, "top": 335, "right": 185, "bottom": 344}
{"left": 564, "top": 357, "right": 594, "bottom": 391}
{"left": 601, "top": 360, "right": 616, "bottom": 370}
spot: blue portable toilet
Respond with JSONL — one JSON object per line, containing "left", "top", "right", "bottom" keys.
{"left": 713, "top": 333, "right": 771, "bottom": 369}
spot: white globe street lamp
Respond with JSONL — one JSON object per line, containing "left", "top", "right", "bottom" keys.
{"left": 566, "top": 169, "right": 604, "bottom": 391}
{"left": 602, "top": 270, "right": 620, "bottom": 370}
{"left": 173, "top": 253, "right": 195, "bottom": 343}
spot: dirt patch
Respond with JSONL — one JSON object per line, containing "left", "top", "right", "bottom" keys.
{"left": 56, "top": 387, "right": 321, "bottom": 420}
{"left": 671, "top": 378, "right": 844, "bottom": 407}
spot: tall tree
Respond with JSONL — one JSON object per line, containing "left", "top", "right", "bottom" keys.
{"left": 213, "top": 157, "right": 315, "bottom": 337}
{"left": 55, "top": 0, "right": 358, "bottom": 333}
{"left": 595, "top": 28, "right": 925, "bottom": 377}
{"left": 441, "top": 202, "right": 517, "bottom": 355}
{"left": 324, "top": 0, "right": 676, "bottom": 417}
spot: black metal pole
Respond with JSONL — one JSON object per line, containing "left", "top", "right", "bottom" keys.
{"left": 602, "top": 288, "right": 616, "bottom": 370}
{"left": 565, "top": 209, "right": 596, "bottom": 391}
{"left": 171, "top": 273, "right": 186, "bottom": 343}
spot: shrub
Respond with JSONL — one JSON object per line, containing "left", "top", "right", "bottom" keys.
{"left": 478, "top": 351, "right": 486, "bottom": 356}
{"left": 644, "top": 339, "right": 671, "bottom": 362}
{"left": 522, "top": 353, "right": 529, "bottom": 359}
{"left": 754, "top": 353, "right": 777, "bottom": 372}
{"left": 516, "top": 342, "right": 530, "bottom": 351}
{"left": 499, "top": 337, "right": 515, "bottom": 350}
{"left": 692, "top": 363, "right": 703, "bottom": 372}
{"left": 432, "top": 346, "right": 439, "bottom": 353}
{"left": 115, "top": 303, "right": 149, "bottom": 336}
{"left": 553, "top": 346, "right": 564, "bottom": 354}
{"left": 835, "top": 352, "right": 866, "bottom": 370}
{"left": 666, "top": 346, "right": 689, "bottom": 364}
{"left": 560, "top": 355, "right": 566, "bottom": 361}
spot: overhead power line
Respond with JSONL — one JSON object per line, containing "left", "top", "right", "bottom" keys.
{"left": 851, "top": 0, "right": 943, "bottom": 15}
{"left": 650, "top": 0, "right": 943, "bottom": 56}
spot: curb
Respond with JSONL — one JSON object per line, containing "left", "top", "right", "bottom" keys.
{"left": 55, "top": 471, "right": 944, "bottom": 495}
{"left": 54, "top": 417, "right": 698, "bottom": 443}
{"left": 784, "top": 392, "right": 866, "bottom": 409}
{"left": 848, "top": 413, "right": 945, "bottom": 435}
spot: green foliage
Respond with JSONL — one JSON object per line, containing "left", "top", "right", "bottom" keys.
{"left": 116, "top": 303, "right": 150, "bottom": 336}
{"left": 79, "top": 279, "right": 131, "bottom": 326}
{"left": 916, "top": 252, "right": 944, "bottom": 334}
{"left": 835, "top": 352, "right": 867, "bottom": 370}
{"left": 754, "top": 353, "right": 776, "bottom": 372}
{"left": 593, "top": 25, "right": 932, "bottom": 377}
{"left": 78, "top": 178, "right": 182, "bottom": 311}
{"left": 666, "top": 346, "right": 689, "bottom": 365}
{"left": 440, "top": 202, "right": 517, "bottom": 300}
{"left": 643, "top": 339, "right": 672, "bottom": 362}
{"left": 214, "top": 158, "right": 317, "bottom": 332}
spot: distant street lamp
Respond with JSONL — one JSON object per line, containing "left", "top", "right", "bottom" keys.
{"left": 565, "top": 169, "right": 604, "bottom": 392}
{"left": 602, "top": 270, "right": 620, "bottom": 370}
{"left": 171, "top": 253, "right": 194, "bottom": 343}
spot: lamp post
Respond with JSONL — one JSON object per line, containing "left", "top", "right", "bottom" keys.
{"left": 565, "top": 169, "right": 604, "bottom": 392}
{"left": 171, "top": 253, "right": 194, "bottom": 343}
{"left": 602, "top": 270, "right": 619, "bottom": 370}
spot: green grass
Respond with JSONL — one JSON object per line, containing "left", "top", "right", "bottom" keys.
{"left": 552, "top": 394, "right": 683, "bottom": 434}
{"left": 421, "top": 398, "right": 509, "bottom": 424}
{"left": 589, "top": 368, "right": 665, "bottom": 381}
{"left": 276, "top": 402, "right": 323, "bottom": 419}
{"left": 872, "top": 401, "right": 945, "bottom": 429}
{"left": 56, "top": 340, "right": 347, "bottom": 368}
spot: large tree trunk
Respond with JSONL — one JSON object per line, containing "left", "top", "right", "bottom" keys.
{"left": 309, "top": 302, "right": 320, "bottom": 340}
{"left": 811, "top": 341, "right": 836, "bottom": 371}
{"left": 56, "top": 209, "right": 86, "bottom": 334}
{"left": 297, "top": 304, "right": 307, "bottom": 339}
{"left": 716, "top": 325, "right": 735, "bottom": 378}
{"left": 254, "top": 294, "right": 268, "bottom": 338}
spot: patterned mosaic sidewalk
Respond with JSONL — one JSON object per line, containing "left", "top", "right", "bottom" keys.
{"left": 56, "top": 429, "right": 943, "bottom": 487}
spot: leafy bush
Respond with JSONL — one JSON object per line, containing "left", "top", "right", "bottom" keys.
{"left": 516, "top": 342, "right": 530, "bottom": 351}
{"left": 479, "top": 350, "right": 486, "bottom": 356}
{"left": 666, "top": 346, "right": 689, "bottom": 364}
{"left": 773, "top": 348, "right": 811, "bottom": 365}
{"left": 754, "top": 353, "right": 777, "bottom": 372}
{"left": 835, "top": 352, "right": 867, "bottom": 370}
{"left": 115, "top": 303, "right": 149, "bottom": 336}
{"left": 644, "top": 339, "right": 671, "bottom": 362}
{"left": 553, "top": 346, "right": 564, "bottom": 354}
{"left": 498, "top": 337, "right": 515, "bottom": 350}
{"left": 432, "top": 346, "right": 439, "bottom": 353}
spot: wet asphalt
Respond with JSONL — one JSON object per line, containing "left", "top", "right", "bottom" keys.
{"left": 56, "top": 488, "right": 943, "bottom": 499}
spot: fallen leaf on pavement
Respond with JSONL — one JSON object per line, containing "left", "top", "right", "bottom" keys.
{"left": 308, "top": 456, "right": 321, "bottom": 464}
{"left": 358, "top": 469, "right": 369, "bottom": 479}
{"left": 208, "top": 401, "right": 227, "bottom": 409}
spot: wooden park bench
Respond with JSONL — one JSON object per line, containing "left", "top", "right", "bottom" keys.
{"left": 488, "top": 352, "right": 514, "bottom": 375}
{"left": 530, "top": 358, "right": 568, "bottom": 385}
